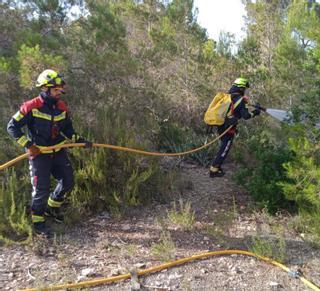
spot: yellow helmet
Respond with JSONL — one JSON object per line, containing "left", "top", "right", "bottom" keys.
{"left": 233, "top": 77, "right": 250, "bottom": 88}
{"left": 36, "top": 69, "right": 64, "bottom": 88}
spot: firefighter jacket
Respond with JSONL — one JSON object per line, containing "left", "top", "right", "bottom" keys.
{"left": 229, "top": 93, "right": 253, "bottom": 120}
{"left": 7, "top": 93, "right": 81, "bottom": 153}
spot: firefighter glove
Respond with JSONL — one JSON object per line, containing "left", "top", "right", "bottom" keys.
{"left": 252, "top": 109, "right": 261, "bottom": 117}
{"left": 254, "top": 102, "right": 261, "bottom": 110}
{"left": 76, "top": 137, "right": 93, "bottom": 148}
{"left": 28, "top": 144, "right": 41, "bottom": 158}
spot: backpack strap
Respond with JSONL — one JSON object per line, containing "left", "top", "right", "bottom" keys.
{"left": 227, "top": 96, "right": 243, "bottom": 117}
{"left": 233, "top": 97, "right": 243, "bottom": 111}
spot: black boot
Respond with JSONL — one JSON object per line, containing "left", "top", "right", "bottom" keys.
{"left": 44, "top": 206, "right": 64, "bottom": 223}
{"left": 33, "top": 222, "right": 53, "bottom": 238}
{"left": 209, "top": 166, "right": 225, "bottom": 178}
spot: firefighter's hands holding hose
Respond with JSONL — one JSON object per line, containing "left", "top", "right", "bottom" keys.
{"left": 27, "top": 144, "right": 41, "bottom": 158}
{"left": 76, "top": 137, "right": 93, "bottom": 148}
{"left": 27, "top": 138, "right": 92, "bottom": 159}
{"left": 252, "top": 108, "right": 261, "bottom": 117}
{"left": 251, "top": 102, "right": 261, "bottom": 117}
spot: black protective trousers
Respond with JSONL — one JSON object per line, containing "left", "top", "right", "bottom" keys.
{"left": 212, "top": 126, "right": 235, "bottom": 167}
{"left": 29, "top": 149, "right": 74, "bottom": 216}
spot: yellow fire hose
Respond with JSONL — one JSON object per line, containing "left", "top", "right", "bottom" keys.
{"left": 18, "top": 249, "right": 319, "bottom": 291}
{"left": 0, "top": 126, "right": 232, "bottom": 171}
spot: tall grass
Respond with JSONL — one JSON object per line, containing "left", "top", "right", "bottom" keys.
{"left": 0, "top": 169, "right": 32, "bottom": 243}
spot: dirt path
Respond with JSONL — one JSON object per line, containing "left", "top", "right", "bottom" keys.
{"left": 1, "top": 162, "right": 320, "bottom": 290}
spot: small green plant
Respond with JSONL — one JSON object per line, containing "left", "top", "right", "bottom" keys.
{"left": 123, "top": 244, "right": 137, "bottom": 257}
{"left": 155, "top": 216, "right": 167, "bottom": 230}
{"left": 205, "top": 210, "right": 236, "bottom": 247}
{"left": 110, "top": 204, "right": 123, "bottom": 220}
{"left": 288, "top": 212, "right": 320, "bottom": 246}
{"left": 205, "top": 200, "right": 238, "bottom": 246}
{"left": 249, "top": 234, "right": 286, "bottom": 263}
{"left": 166, "top": 199, "right": 195, "bottom": 230}
{"left": 0, "top": 169, "right": 32, "bottom": 243}
{"left": 287, "top": 214, "right": 309, "bottom": 234}
{"left": 249, "top": 209, "right": 287, "bottom": 262}
{"left": 231, "top": 195, "right": 238, "bottom": 218}
{"left": 151, "top": 231, "right": 176, "bottom": 262}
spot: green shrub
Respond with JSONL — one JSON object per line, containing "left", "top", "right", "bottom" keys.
{"left": 279, "top": 136, "right": 320, "bottom": 240}
{"left": 288, "top": 213, "right": 320, "bottom": 244}
{"left": 280, "top": 137, "right": 320, "bottom": 212}
{"left": 157, "top": 121, "right": 217, "bottom": 166}
{"left": 68, "top": 107, "right": 177, "bottom": 218}
{"left": 234, "top": 130, "right": 293, "bottom": 213}
{"left": 249, "top": 234, "right": 286, "bottom": 263}
{"left": 166, "top": 199, "right": 195, "bottom": 230}
{"left": 0, "top": 169, "right": 32, "bottom": 243}
{"left": 151, "top": 231, "right": 176, "bottom": 262}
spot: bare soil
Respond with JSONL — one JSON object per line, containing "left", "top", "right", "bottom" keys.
{"left": 1, "top": 162, "right": 320, "bottom": 291}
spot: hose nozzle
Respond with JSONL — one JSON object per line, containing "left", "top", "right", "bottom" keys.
{"left": 252, "top": 103, "right": 266, "bottom": 112}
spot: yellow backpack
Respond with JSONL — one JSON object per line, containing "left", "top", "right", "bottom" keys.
{"left": 204, "top": 92, "right": 232, "bottom": 126}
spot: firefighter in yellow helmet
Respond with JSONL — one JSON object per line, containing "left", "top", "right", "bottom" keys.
{"left": 209, "top": 78, "right": 261, "bottom": 178}
{"left": 7, "top": 69, "right": 92, "bottom": 237}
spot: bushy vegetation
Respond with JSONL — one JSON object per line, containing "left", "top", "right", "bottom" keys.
{"left": 234, "top": 128, "right": 293, "bottom": 213}
{"left": 0, "top": 169, "right": 32, "bottom": 243}
{"left": 1, "top": 0, "right": 320, "bottom": 242}
{"left": 280, "top": 130, "right": 320, "bottom": 240}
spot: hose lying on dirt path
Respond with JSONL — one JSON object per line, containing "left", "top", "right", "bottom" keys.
{"left": 18, "top": 249, "right": 320, "bottom": 291}
{"left": 0, "top": 126, "right": 232, "bottom": 171}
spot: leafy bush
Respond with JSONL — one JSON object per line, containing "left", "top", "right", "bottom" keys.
{"left": 157, "top": 121, "right": 217, "bottom": 166}
{"left": 288, "top": 213, "right": 320, "bottom": 245}
{"left": 0, "top": 169, "right": 32, "bottom": 244}
{"left": 279, "top": 135, "right": 320, "bottom": 240}
{"left": 249, "top": 235, "right": 286, "bottom": 263}
{"left": 166, "top": 199, "right": 195, "bottom": 230}
{"left": 234, "top": 129, "right": 293, "bottom": 213}
{"left": 68, "top": 107, "right": 178, "bottom": 219}
{"left": 151, "top": 230, "right": 176, "bottom": 262}
{"left": 280, "top": 137, "right": 320, "bottom": 210}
